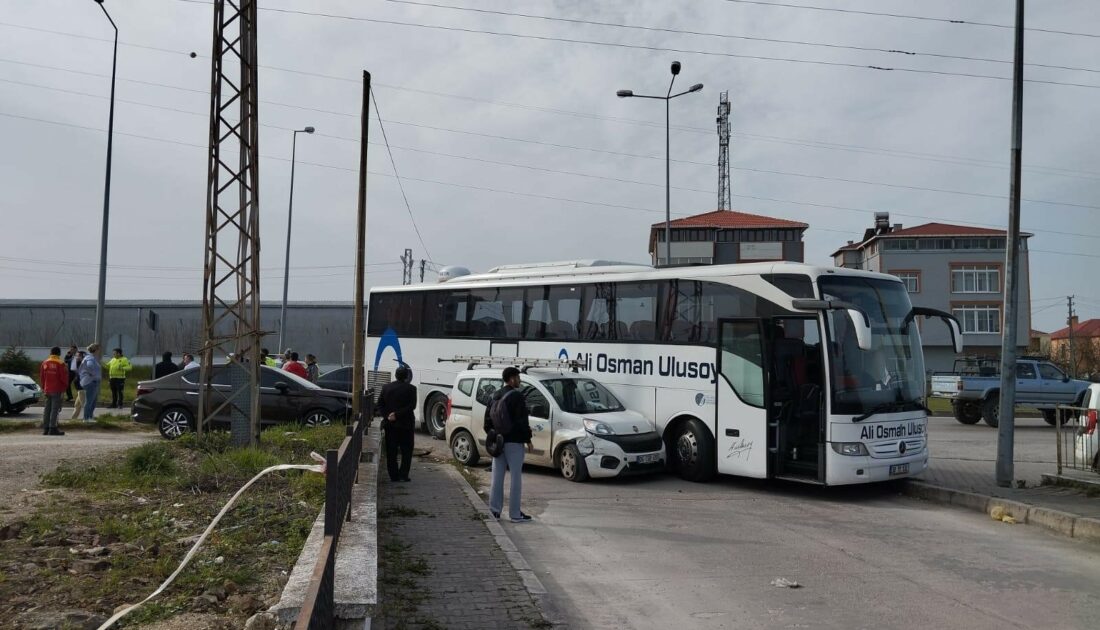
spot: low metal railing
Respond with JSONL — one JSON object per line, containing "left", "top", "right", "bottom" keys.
{"left": 1054, "top": 404, "right": 1100, "bottom": 475}
{"left": 296, "top": 394, "right": 374, "bottom": 628}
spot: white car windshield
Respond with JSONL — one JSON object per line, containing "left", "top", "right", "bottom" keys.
{"left": 541, "top": 378, "right": 625, "bottom": 414}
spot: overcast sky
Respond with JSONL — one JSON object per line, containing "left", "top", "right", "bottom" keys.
{"left": 1, "top": 0, "right": 1097, "bottom": 332}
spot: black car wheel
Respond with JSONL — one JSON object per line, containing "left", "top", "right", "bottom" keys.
{"left": 0, "top": 391, "right": 9, "bottom": 415}
{"left": 982, "top": 396, "right": 1000, "bottom": 428}
{"left": 302, "top": 408, "right": 334, "bottom": 427}
{"left": 449, "top": 429, "right": 480, "bottom": 466}
{"left": 953, "top": 401, "right": 982, "bottom": 425}
{"left": 424, "top": 393, "right": 447, "bottom": 440}
{"left": 158, "top": 406, "right": 194, "bottom": 440}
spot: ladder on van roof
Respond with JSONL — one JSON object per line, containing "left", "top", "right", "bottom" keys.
{"left": 438, "top": 355, "right": 580, "bottom": 373}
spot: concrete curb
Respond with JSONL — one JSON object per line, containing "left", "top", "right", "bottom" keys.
{"left": 901, "top": 480, "right": 1100, "bottom": 544}
{"left": 442, "top": 464, "right": 566, "bottom": 627}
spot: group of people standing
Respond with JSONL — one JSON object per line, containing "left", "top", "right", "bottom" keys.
{"left": 40, "top": 344, "right": 130, "bottom": 435}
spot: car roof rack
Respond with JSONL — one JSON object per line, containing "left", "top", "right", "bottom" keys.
{"left": 438, "top": 355, "right": 580, "bottom": 373}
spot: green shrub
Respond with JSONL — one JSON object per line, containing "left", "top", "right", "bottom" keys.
{"left": 0, "top": 346, "right": 35, "bottom": 377}
{"left": 126, "top": 442, "right": 177, "bottom": 478}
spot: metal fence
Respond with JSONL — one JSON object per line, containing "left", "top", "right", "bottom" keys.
{"left": 1054, "top": 404, "right": 1100, "bottom": 475}
{"left": 296, "top": 394, "right": 373, "bottom": 628}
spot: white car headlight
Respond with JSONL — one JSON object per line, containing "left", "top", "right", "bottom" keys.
{"left": 830, "top": 442, "right": 869, "bottom": 456}
{"left": 583, "top": 419, "right": 614, "bottom": 435}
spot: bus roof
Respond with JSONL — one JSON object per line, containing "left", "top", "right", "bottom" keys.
{"left": 370, "top": 261, "right": 901, "bottom": 293}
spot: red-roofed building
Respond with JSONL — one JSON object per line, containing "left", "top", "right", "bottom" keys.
{"left": 647, "top": 209, "right": 808, "bottom": 267}
{"left": 830, "top": 212, "right": 1033, "bottom": 371}
{"left": 1050, "top": 317, "right": 1100, "bottom": 376}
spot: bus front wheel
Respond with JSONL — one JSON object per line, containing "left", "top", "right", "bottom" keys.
{"left": 424, "top": 393, "right": 447, "bottom": 440}
{"left": 671, "top": 418, "right": 715, "bottom": 483}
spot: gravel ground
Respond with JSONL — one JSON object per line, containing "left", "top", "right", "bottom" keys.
{"left": 0, "top": 431, "right": 155, "bottom": 523}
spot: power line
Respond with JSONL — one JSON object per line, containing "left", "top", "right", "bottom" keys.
{"left": 13, "top": 71, "right": 1098, "bottom": 212}
{"left": 164, "top": 0, "right": 1100, "bottom": 89}
{"left": 5, "top": 99, "right": 1100, "bottom": 244}
{"left": 2, "top": 34, "right": 1097, "bottom": 180}
{"left": 719, "top": 0, "right": 1100, "bottom": 39}
{"left": 7, "top": 107, "right": 1100, "bottom": 262}
{"left": 382, "top": 0, "right": 1100, "bottom": 74}
{"left": 369, "top": 87, "right": 434, "bottom": 263}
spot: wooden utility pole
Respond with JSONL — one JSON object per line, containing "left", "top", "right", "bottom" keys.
{"left": 351, "top": 71, "right": 371, "bottom": 425}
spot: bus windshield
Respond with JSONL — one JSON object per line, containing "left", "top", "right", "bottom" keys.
{"left": 541, "top": 378, "right": 625, "bottom": 414}
{"left": 818, "top": 276, "right": 926, "bottom": 416}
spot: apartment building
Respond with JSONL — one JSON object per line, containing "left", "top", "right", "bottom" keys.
{"left": 831, "top": 213, "right": 1032, "bottom": 371}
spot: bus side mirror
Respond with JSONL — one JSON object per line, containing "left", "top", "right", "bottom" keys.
{"left": 846, "top": 309, "right": 873, "bottom": 351}
{"left": 946, "top": 317, "right": 963, "bottom": 354}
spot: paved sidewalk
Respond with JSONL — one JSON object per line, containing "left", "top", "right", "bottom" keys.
{"left": 374, "top": 454, "right": 549, "bottom": 629}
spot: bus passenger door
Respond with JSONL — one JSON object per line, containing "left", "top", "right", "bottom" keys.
{"left": 768, "top": 317, "right": 826, "bottom": 483}
{"left": 715, "top": 319, "right": 769, "bottom": 478}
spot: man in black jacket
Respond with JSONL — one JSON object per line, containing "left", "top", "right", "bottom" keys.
{"left": 154, "top": 352, "right": 180, "bottom": 379}
{"left": 378, "top": 366, "right": 417, "bottom": 482}
{"left": 484, "top": 367, "right": 533, "bottom": 522}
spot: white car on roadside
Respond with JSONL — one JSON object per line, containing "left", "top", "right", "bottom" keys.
{"left": 1075, "top": 383, "right": 1100, "bottom": 470}
{"left": 445, "top": 368, "right": 665, "bottom": 482}
{"left": 0, "top": 372, "right": 41, "bottom": 415}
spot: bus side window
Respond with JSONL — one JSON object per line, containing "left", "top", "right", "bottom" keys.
{"left": 547, "top": 285, "right": 581, "bottom": 340}
{"left": 525, "top": 286, "right": 550, "bottom": 339}
{"left": 581, "top": 283, "right": 613, "bottom": 340}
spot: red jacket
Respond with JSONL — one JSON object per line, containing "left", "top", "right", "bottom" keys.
{"left": 284, "top": 361, "right": 308, "bottom": 379}
{"left": 39, "top": 355, "right": 69, "bottom": 394}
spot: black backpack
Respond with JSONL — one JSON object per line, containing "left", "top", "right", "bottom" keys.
{"left": 489, "top": 389, "right": 517, "bottom": 435}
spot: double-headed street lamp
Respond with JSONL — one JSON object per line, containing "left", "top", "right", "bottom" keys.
{"left": 278, "top": 126, "right": 315, "bottom": 353}
{"left": 92, "top": 0, "right": 118, "bottom": 348}
{"left": 618, "top": 61, "right": 703, "bottom": 268}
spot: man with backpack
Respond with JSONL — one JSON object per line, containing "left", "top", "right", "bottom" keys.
{"left": 484, "top": 367, "right": 533, "bottom": 523}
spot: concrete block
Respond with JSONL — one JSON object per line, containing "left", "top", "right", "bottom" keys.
{"left": 1027, "top": 507, "right": 1077, "bottom": 537}
{"left": 949, "top": 490, "right": 990, "bottom": 513}
{"left": 1072, "top": 517, "right": 1100, "bottom": 543}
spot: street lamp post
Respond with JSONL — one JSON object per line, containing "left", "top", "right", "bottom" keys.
{"left": 93, "top": 0, "right": 118, "bottom": 347}
{"left": 278, "top": 126, "right": 315, "bottom": 353}
{"left": 618, "top": 61, "right": 703, "bottom": 268}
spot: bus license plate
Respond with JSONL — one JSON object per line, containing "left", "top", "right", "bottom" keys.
{"left": 889, "top": 463, "right": 909, "bottom": 476}
{"left": 636, "top": 453, "right": 660, "bottom": 464}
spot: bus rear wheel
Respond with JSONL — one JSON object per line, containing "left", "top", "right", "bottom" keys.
{"left": 424, "top": 393, "right": 447, "bottom": 440}
{"left": 671, "top": 418, "right": 715, "bottom": 483}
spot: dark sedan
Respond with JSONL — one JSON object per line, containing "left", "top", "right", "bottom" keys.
{"left": 132, "top": 365, "right": 352, "bottom": 439}
{"left": 316, "top": 366, "right": 352, "bottom": 392}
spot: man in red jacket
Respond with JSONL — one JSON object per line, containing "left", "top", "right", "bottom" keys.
{"left": 282, "top": 351, "right": 308, "bottom": 379}
{"left": 39, "top": 346, "right": 69, "bottom": 436}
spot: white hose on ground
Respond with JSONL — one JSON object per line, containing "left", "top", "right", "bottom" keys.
{"left": 97, "top": 452, "right": 328, "bottom": 630}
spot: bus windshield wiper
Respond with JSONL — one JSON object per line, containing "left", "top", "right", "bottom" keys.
{"left": 852, "top": 401, "right": 916, "bottom": 422}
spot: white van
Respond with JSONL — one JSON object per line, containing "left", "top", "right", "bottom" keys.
{"left": 445, "top": 368, "right": 665, "bottom": 482}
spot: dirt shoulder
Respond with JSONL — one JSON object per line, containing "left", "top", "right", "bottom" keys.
{"left": 0, "top": 429, "right": 155, "bottom": 524}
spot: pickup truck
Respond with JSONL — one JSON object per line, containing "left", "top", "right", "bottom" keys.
{"left": 930, "top": 357, "right": 1091, "bottom": 427}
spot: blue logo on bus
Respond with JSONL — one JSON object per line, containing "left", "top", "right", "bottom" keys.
{"left": 558, "top": 348, "right": 569, "bottom": 361}
{"left": 373, "top": 327, "right": 405, "bottom": 371}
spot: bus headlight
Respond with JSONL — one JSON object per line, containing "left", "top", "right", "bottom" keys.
{"left": 830, "top": 442, "right": 869, "bottom": 456}
{"left": 583, "top": 419, "right": 614, "bottom": 435}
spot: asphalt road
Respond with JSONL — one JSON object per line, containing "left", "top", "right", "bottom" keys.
{"left": 507, "top": 470, "right": 1098, "bottom": 630}
{"left": 421, "top": 425, "right": 1099, "bottom": 630}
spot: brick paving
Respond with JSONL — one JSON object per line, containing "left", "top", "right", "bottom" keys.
{"left": 374, "top": 455, "right": 548, "bottom": 630}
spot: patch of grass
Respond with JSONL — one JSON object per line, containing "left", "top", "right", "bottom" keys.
{"left": 3, "top": 424, "right": 348, "bottom": 627}
{"left": 448, "top": 457, "right": 483, "bottom": 493}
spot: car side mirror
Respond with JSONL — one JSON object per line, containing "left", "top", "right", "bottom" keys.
{"left": 274, "top": 381, "right": 289, "bottom": 394}
{"left": 1063, "top": 376, "right": 1070, "bottom": 383}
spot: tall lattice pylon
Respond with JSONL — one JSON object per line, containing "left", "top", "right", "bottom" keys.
{"left": 716, "top": 90, "right": 731, "bottom": 211}
{"left": 198, "top": 0, "right": 263, "bottom": 446}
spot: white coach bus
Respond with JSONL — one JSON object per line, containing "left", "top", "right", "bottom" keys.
{"left": 366, "top": 260, "right": 962, "bottom": 486}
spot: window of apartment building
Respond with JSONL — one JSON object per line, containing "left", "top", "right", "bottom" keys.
{"left": 892, "top": 271, "right": 920, "bottom": 293}
{"left": 952, "top": 304, "right": 1001, "bottom": 334}
{"left": 951, "top": 265, "right": 1000, "bottom": 293}
{"left": 882, "top": 239, "right": 916, "bottom": 251}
